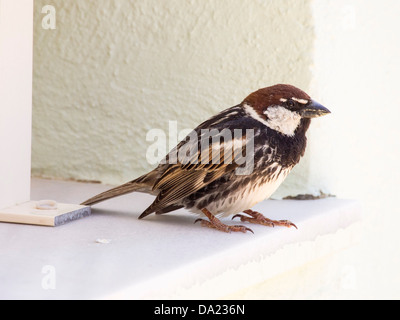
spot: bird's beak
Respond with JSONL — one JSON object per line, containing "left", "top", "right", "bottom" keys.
{"left": 300, "top": 100, "right": 331, "bottom": 118}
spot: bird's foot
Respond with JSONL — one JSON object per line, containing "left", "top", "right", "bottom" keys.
{"left": 195, "top": 208, "right": 253, "bottom": 234}
{"left": 194, "top": 219, "right": 253, "bottom": 233}
{"left": 232, "top": 209, "right": 297, "bottom": 229}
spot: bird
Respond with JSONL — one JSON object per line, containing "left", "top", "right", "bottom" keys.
{"left": 81, "top": 84, "right": 330, "bottom": 233}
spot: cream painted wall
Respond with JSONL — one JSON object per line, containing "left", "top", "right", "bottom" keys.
{"left": 0, "top": 0, "right": 33, "bottom": 208}
{"left": 32, "top": 0, "right": 316, "bottom": 196}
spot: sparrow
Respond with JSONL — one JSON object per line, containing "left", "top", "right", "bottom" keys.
{"left": 81, "top": 84, "right": 330, "bottom": 233}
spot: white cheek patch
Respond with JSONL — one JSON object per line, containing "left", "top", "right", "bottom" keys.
{"left": 263, "top": 106, "right": 302, "bottom": 137}
{"left": 244, "top": 104, "right": 301, "bottom": 137}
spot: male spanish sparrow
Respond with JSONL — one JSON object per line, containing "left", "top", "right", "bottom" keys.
{"left": 81, "top": 84, "right": 330, "bottom": 233}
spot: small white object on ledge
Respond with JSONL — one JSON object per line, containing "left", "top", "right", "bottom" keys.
{"left": 95, "top": 239, "right": 111, "bottom": 244}
{"left": 36, "top": 200, "right": 58, "bottom": 211}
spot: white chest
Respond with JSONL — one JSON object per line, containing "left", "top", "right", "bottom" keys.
{"left": 196, "top": 167, "right": 291, "bottom": 217}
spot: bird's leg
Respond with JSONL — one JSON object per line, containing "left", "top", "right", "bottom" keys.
{"left": 232, "top": 209, "right": 297, "bottom": 229}
{"left": 195, "top": 208, "right": 253, "bottom": 234}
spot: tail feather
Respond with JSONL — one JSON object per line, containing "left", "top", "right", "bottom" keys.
{"left": 80, "top": 181, "right": 148, "bottom": 206}
{"left": 81, "top": 171, "right": 159, "bottom": 206}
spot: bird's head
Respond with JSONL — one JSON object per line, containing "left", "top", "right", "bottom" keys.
{"left": 243, "top": 84, "right": 330, "bottom": 136}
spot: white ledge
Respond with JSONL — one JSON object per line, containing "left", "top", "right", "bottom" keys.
{"left": 0, "top": 178, "right": 361, "bottom": 299}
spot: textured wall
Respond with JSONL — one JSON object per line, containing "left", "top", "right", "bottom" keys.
{"left": 32, "top": 0, "right": 314, "bottom": 194}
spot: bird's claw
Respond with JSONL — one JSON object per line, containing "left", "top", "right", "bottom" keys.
{"left": 233, "top": 210, "right": 298, "bottom": 229}
{"left": 194, "top": 218, "right": 253, "bottom": 234}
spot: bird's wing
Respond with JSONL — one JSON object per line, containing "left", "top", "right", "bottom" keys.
{"left": 139, "top": 128, "right": 252, "bottom": 218}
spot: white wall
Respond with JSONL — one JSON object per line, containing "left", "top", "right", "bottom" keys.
{"left": 311, "top": 0, "right": 400, "bottom": 203}
{"left": 0, "top": 0, "right": 33, "bottom": 208}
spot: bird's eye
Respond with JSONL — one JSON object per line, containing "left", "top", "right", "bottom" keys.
{"left": 287, "top": 100, "right": 295, "bottom": 108}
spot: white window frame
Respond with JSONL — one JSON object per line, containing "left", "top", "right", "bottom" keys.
{"left": 0, "top": 0, "right": 33, "bottom": 208}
